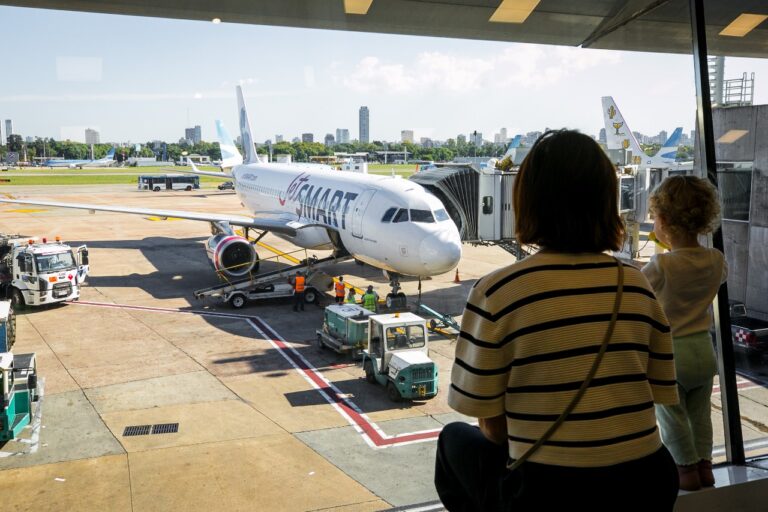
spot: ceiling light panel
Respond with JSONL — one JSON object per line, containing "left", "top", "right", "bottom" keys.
{"left": 719, "top": 13, "right": 767, "bottom": 37}
{"left": 344, "top": 0, "right": 373, "bottom": 15}
{"left": 489, "top": 0, "right": 540, "bottom": 24}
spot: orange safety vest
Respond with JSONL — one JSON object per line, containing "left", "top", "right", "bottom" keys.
{"left": 334, "top": 281, "right": 345, "bottom": 297}
{"left": 294, "top": 276, "right": 306, "bottom": 292}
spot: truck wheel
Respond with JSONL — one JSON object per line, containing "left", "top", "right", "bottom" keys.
{"left": 364, "top": 360, "right": 376, "bottom": 384}
{"left": 229, "top": 293, "right": 247, "bottom": 309}
{"left": 316, "top": 335, "right": 325, "bottom": 350}
{"left": 387, "top": 382, "right": 401, "bottom": 402}
{"left": 153, "top": 186, "right": 161, "bottom": 192}
{"left": 304, "top": 288, "right": 318, "bottom": 305}
{"left": 10, "top": 289, "right": 25, "bottom": 310}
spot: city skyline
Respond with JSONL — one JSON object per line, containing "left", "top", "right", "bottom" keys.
{"left": 2, "top": 6, "right": 768, "bottom": 144}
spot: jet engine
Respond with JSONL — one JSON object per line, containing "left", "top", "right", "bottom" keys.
{"left": 206, "top": 234, "right": 259, "bottom": 278}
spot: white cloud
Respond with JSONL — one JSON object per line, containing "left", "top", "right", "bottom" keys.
{"left": 333, "top": 46, "right": 622, "bottom": 95}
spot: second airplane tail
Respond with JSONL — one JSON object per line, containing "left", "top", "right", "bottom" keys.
{"left": 236, "top": 86, "right": 265, "bottom": 165}
{"left": 216, "top": 120, "right": 244, "bottom": 169}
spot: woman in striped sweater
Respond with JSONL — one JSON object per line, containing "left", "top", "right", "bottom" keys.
{"left": 435, "top": 130, "right": 680, "bottom": 511}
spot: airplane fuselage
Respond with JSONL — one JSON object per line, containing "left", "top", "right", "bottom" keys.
{"left": 230, "top": 162, "right": 462, "bottom": 277}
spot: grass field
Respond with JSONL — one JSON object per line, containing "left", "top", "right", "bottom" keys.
{"left": 0, "top": 163, "right": 417, "bottom": 185}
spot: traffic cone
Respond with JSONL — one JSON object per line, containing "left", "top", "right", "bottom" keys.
{"left": 454, "top": 269, "right": 460, "bottom": 283}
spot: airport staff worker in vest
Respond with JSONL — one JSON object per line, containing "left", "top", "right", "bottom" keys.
{"left": 335, "top": 276, "right": 346, "bottom": 304}
{"left": 292, "top": 271, "right": 306, "bottom": 312}
{"left": 362, "top": 285, "right": 378, "bottom": 313}
{"left": 346, "top": 287, "right": 357, "bottom": 304}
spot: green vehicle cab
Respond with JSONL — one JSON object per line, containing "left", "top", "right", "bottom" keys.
{"left": 361, "top": 312, "right": 438, "bottom": 402}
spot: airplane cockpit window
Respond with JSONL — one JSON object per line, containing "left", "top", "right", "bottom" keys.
{"left": 381, "top": 207, "right": 397, "bottom": 222}
{"left": 392, "top": 208, "right": 409, "bottom": 223}
{"left": 410, "top": 209, "right": 435, "bottom": 223}
{"left": 434, "top": 209, "right": 450, "bottom": 222}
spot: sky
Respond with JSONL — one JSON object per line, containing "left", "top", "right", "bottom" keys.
{"left": 1, "top": 6, "right": 768, "bottom": 145}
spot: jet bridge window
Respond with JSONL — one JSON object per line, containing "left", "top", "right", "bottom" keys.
{"left": 410, "top": 209, "right": 435, "bottom": 223}
{"left": 392, "top": 208, "right": 409, "bottom": 223}
{"left": 381, "top": 207, "right": 397, "bottom": 222}
{"left": 482, "top": 196, "right": 493, "bottom": 214}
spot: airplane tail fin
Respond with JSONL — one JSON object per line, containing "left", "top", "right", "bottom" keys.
{"left": 216, "top": 120, "right": 243, "bottom": 169}
{"left": 601, "top": 96, "right": 646, "bottom": 163}
{"left": 105, "top": 147, "right": 115, "bottom": 160}
{"left": 236, "top": 86, "right": 263, "bottom": 165}
{"left": 654, "top": 127, "right": 682, "bottom": 161}
{"left": 501, "top": 135, "right": 522, "bottom": 158}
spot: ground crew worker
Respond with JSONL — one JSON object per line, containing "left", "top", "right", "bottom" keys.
{"left": 346, "top": 288, "right": 357, "bottom": 304}
{"left": 362, "top": 285, "right": 378, "bottom": 313}
{"left": 291, "top": 271, "right": 306, "bottom": 312}
{"left": 334, "top": 276, "right": 346, "bottom": 304}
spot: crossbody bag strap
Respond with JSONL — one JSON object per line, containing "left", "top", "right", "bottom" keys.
{"left": 507, "top": 258, "right": 624, "bottom": 471}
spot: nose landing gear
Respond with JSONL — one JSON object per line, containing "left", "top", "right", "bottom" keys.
{"left": 383, "top": 271, "right": 407, "bottom": 310}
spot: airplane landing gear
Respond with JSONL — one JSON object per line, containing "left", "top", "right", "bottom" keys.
{"left": 383, "top": 271, "right": 407, "bottom": 310}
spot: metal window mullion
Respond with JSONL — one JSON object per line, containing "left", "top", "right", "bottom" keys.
{"left": 689, "top": 0, "right": 745, "bottom": 465}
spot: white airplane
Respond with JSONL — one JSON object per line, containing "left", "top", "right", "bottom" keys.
{"left": 0, "top": 87, "right": 462, "bottom": 300}
{"left": 601, "top": 97, "right": 688, "bottom": 169}
{"left": 44, "top": 148, "right": 116, "bottom": 169}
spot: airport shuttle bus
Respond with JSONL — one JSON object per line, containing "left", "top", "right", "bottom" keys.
{"left": 138, "top": 175, "right": 200, "bottom": 192}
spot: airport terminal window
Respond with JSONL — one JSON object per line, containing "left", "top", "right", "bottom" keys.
{"left": 381, "top": 207, "right": 397, "bottom": 222}
{"left": 717, "top": 163, "right": 752, "bottom": 221}
{"left": 392, "top": 209, "right": 409, "bottom": 223}
{"left": 409, "top": 209, "right": 435, "bottom": 223}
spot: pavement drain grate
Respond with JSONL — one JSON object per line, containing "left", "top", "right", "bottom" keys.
{"left": 123, "top": 425, "right": 152, "bottom": 437}
{"left": 151, "top": 423, "right": 179, "bottom": 435}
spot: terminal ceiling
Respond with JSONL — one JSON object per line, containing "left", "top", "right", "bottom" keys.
{"left": 2, "top": 1, "right": 766, "bottom": 57}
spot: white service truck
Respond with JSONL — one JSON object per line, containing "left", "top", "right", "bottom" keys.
{"left": 0, "top": 234, "right": 89, "bottom": 309}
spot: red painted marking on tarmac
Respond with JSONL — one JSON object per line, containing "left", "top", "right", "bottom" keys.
{"left": 712, "top": 377, "right": 760, "bottom": 394}
{"left": 70, "top": 300, "right": 441, "bottom": 448}
{"left": 249, "top": 316, "right": 439, "bottom": 447}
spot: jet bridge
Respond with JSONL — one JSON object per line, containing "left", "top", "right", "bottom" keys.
{"left": 409, "top": 165, "right": 528, "bottom": 258}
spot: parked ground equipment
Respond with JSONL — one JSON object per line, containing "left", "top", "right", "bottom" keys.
{"left": 418, "top": 303, "right": 460, "bottom": 333}
{"left": 729, "top": 301, "right": 768, "bottom": 360}
{"left": 0, "top": 234, "right": 89, "bottom": 309}
{"left": 0, "top": 302, "right": 38, "bottom": 442}
{"left": 221, "top": 269, "right": 329, "bottom": 309}
{"left": 361, "top": 312, "right": 438, "bottom": 402}
{"left": 316, "top": 304, "right": 374, "bottom": 356}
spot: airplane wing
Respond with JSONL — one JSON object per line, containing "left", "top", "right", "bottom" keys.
{"left": 0, "top": 198, "right": 299, "bottom": 236}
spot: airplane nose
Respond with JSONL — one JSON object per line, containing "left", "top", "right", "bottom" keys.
{"left": 419, "top": 230, "right": 462, "bottom": 275}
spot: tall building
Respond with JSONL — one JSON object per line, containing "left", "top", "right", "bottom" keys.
{"left": 456, "top": 134, "right": 466, "bottom": 145}
{"left": 4, "top": 120, "right": 13, "bottom": 138}
{"left": 657, "top": 130, "right": 668, "bottom": 145}
{"left": 401, "top": 130, "right": 414, "bottom": 143}
{"left": 324, "top": 133, "right": 335, "bottom": 146}
{"left": 0, "top": 122, "right": 3, "bottom": 145}
{"left": 499, "top": 127, "right": 507, "bottom": 143}
{"left": 470, "top": 131, "right": 483, "bottom": 146}
{"left": 598, "top": 128, "right": 606, "bottom": 144}
{"left": 302, "top": 133, "right": 314, "bottom": 143}
{"left": 275, "top": 135, "right": 284, "bottom": 143}
{"left": 420, "top": 137, "right": 434, "bottom": 148}
{"left": 184, "top": 125, "right": 202, "bottom": 145}
{"left": 85, "top": 128, "right": 100, "bottom": 144}
{"left": 359, "top": 106, "right": 369, "bottom": 143}
{"left": 336, "top": 128, "right": 350, "bottom": 144}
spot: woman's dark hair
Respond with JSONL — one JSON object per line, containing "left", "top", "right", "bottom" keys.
{"left": 513, "top": 129, "right": 624, "bottom": 253}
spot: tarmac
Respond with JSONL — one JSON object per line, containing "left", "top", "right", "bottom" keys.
{"left": 1, "top": 184, "right": 767, "bottom": 511}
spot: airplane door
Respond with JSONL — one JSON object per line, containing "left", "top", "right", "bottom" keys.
{"left": 351, "top": 189, "right": 376, "bottom": 238}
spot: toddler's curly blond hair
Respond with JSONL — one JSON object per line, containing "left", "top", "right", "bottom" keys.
{"left": 649, "top": 175, "right": 721, "bottom": 239}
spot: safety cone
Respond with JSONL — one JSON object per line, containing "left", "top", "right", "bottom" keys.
{"left": 454, "top": 269, "right": 461, "bottom": 283}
